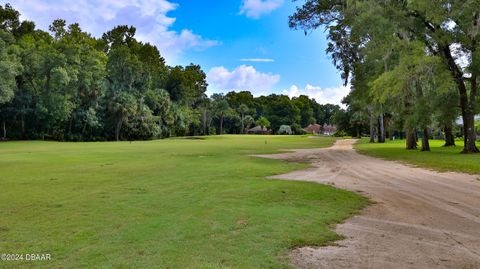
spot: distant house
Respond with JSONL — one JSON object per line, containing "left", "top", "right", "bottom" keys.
{"left": 303, "top": 124, "right": 322, "bottom": 135}
{"left": 247, "top": 126, "right": 271, "bottom": 135}
{"left": 323, "top": 124, "right": 337, "bottom": 136}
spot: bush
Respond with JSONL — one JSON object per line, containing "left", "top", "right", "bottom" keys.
{"left": 291, "top": 123, "right": 306, "bottom": 135}
{"left": 278, "top": 125, "right": 293, "bottom": 135}
{"left": 333, "top": 130, "right": 347, "bottom": 137}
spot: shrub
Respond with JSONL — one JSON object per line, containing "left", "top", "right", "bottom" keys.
{"left": 278, "top": 125, "right": 293, "bottom": 135}
{"left": 333, "top": 130, "right": 347, "bottom": 137}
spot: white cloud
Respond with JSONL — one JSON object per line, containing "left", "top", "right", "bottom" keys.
{"left": 283, "top": 84, "right": 351, "bottom": 106}
{"left": 240, "top": 58, "right": 274, "bottom": 62}
{"left": 239, "top": 0, "right": 284, "bottom": 19}
{"left": 9, "top": 0, "right": 219, "bottom": 63}
{"left": 207, "top": 65, "right": 280, "bottom": 95}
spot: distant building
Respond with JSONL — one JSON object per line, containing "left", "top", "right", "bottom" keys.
{"left": 247, "top": 126, "right": 271, "bottom": 135}
{"left": 303, "top": 124, "right": 322, "bottom": 135}
{"left": 323, "top": 124, "right": 337, "bottom": 136}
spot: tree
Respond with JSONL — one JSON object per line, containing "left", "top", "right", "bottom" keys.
{"left": 0, "top": 4, "right": 20, "bottom": 32}
{"left": 244, "top": 115, "right": 255, "bottom": 130}
{"left": 293, "top": 95, "right": 315, "bottom": 127}
{"left": 405, "top": 1, "right": 479, "bottom": 153}
{"left": 213, "top": 99, "right": 230, "bottom": 135}
{"left": 166, "top": 64, "right": 207, "bottom": 106}
{"left": 262, "top": 95, "right": 300, "bottom": 132}
{"left": 107, "top": 91, "right": 137, "bottom": 141}
{"left": 0, "top": 3, "right": 349, "bottom": 141}
{"left": 197, "top": 95, "right": 211, "bottom": 135}
{"left": 317, "top": 104, "right": 340, "bottom": 126}
{"left": 0, "top": 29, "right": 22, "bottom": 137}
{"left": 102, "top": 25, "right": 136, "bottom": 51}
{"left": 226, "top": 91, "right": 255, "bottom": 109}
{"left": 256, "top": 116, "right": 270, "bottom": 130}
{"left": 238, "top": 104, "right": 249, "bottom": 134}
{"left": 289, "top": 0, "right": 480, "bottom": 153}
{"left": 145, "top": 88, "right": 172, "bottom": 137}
{"left": 105, "top": 44, "right": 144, "bottom": 141}
{"left": 370, "top": 40, "right": 454, "bottom": 151}
{"left": 433, "top": 89, "right": 459, "bottom": 147}
{"left": 332, "top": 109, "right": 351, "bottom": 135}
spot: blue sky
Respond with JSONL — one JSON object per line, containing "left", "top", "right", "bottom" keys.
{"left": 6, "top": 0, "right": 350, "bottom": 105}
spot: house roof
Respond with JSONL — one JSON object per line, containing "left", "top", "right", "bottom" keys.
{"left": 303, "top": 124, "right": 322, "bottom": 132}
{"left": 248, "top": 126, "right": 269, "bottom": 132}
{"left": 323, "top": 125, "right": 337, "bottom": 132}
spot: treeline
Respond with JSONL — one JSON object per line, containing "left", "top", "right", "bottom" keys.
{"left": 290, "top": 0, "right": 480, "bottom": 153}
{"left": 0, "top": 4, "right": 339, "bottom": 141}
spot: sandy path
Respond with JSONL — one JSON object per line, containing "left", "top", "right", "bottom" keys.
{"left": 256, "top": 139, "right": 480, "bottom": 269}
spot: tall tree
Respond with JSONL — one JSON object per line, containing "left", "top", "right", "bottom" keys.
{"left": 256, "top": 116, "right": 270, "bottom": 130}
{"left": 238, "top": 103, "right": 249, "bottom": 134}
{"left": 105, "top": 45, "right": 143, "bottom": 141}
{"left": 213, "top": 99, "right": 230, "bottom": 135}
{"left": 290, "top": 0, "right": 480, "bottom": 153}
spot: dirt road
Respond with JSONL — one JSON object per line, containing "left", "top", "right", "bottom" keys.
{"left": 257, "top": 139, "right": 480, "bottom": 269}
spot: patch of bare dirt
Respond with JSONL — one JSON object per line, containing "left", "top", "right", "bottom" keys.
{"left": 256, "top": 139, "right": 480, "bottom": 269}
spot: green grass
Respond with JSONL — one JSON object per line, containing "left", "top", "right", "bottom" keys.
{"left": 0, "top": 135, "right": 367, "bottom": 268}
{"left": 355, "top": 138, "right": 480, "bottom": 174}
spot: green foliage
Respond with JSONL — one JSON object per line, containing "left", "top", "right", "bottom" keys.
{"left": 0, "top": 29, "right": 22, "bottom": 105}
{"left": 332, "top": 109, "right": 352, "bottom": 134}
{"left": 0, "top": 4, "right": 342, "bottom": 141}
{"left": 259, "top": 95, "right": 300, "bottom": 132}
{"left": 293, "top": 95, "right": 315, "bottom": 127}
{"left": 333, "top": 130, "right": 347, "bottom": 137}
{"left": 256, "top": 116, "right": 271, "bottom": 129}
{"left": 244, "top": 115, "right": 255, "bottom": 130}
{"left": 290, "top": 0, "right": 480, "bottom": 152}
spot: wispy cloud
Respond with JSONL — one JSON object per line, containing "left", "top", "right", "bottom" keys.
{"left": 207, "top": 65, "right": 280, "bottom": 95}
{"left": 239, "top": 0, "right": 284, "bottom": 19}
{"left": 9, "top": 0, "right": 220, "bottom": 63}
{"left": 240, "top": 58, "right": 274, "bottom": 62}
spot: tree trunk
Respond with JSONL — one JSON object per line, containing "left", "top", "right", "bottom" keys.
{"left": 421, "top": 128, "right": 430, "bottom": 151}
{"left": 356, "top": 125, "right": 360, "bottom": 138}
{"left": 457, "top": 75, "right": 478, "bottom": 153}
{"left": 21, "top": 114, "right": 25, "bottom": 139}
{"left": 378, "top": 114, "right": 385, "bottom": 143}
{"left": 115, "top": 119, "right": 122, "bottom": 141}
{"left": 440, "top": 45, "right": 478, "bottom": 153}
{"left": 413, "top": 79, "right": 430, "bottom": 152}
{"left": 443, "top": 125, "right": 455, "bottom": 147}
{"left": 241, "top": 113, "right": 245, "bottom": 134}
{"left": 461, "top": 111, "right": 478, "bottom": 153}
{"left": 2, "top": 120, "right": 6, "bottom": 138}
{"left": 459, "top": 70, "right": 478, "bottom": 153}
{"left": 369, "top": 110, "right": 375, "bottom": 143}
{"left": 81, "top": 121, "right": 87, "bottom": 141}
{"left": 219, "top": 115, "right": 223, "bottom": 135}
{"left": 68, "top": 117, "right": 73, "bottom": 136}
{"left": 202, "top": 108, "right": 207, "bottom": 135}
{"left": 406, "top": 128, "right": 417, "bottom": 150}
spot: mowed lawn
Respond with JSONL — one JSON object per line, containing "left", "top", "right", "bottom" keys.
{"left": 0, "top": 135, "right": 367, "bottom": 268}
{"left": 356, "top": 138, "right": 480, "bottom": 174}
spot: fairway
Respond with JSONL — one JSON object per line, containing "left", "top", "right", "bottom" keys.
{"left": 0, "top": 135, "right": 366, "bottom": 268}
{"left": 355, "top": 139, "right": 480, "bottom": 174}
